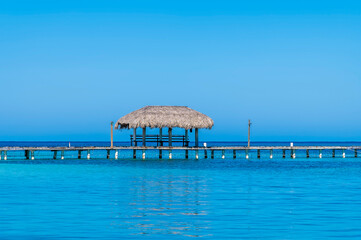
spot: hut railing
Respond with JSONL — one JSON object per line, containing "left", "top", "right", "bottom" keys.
{"left": 130, "top": 134, "right": 189, "bottom": 147}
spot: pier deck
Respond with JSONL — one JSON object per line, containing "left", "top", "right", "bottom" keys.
{"left": 0, "top": 146, "right": 360, "bottom": 160}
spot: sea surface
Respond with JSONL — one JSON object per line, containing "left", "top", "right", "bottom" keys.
{"left": 0, "top": 142, "right": 361, "bottom": 239}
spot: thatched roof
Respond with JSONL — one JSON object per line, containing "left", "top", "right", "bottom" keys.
{"left": 115, "top": 106, "right": 214, "bottom": 130}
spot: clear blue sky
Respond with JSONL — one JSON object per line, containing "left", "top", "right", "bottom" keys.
{"left": 0, "top": 0, "right": 360, "bottom": 142}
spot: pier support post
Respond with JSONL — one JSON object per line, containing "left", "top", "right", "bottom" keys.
{"left": 270, "top": 149, "right": 273, "bottom": 159}
{"left": 185, "top": 149, "right": 188, "bottom": 159}
{"left": 283, "top": 149, "right": 286, "bottom": 158}
{"left": 61, "top": 150, "right": 64, "bottom": 160}
{"left": 0, "top": 151, "right": 2, "bottom": 160}
{"left": 133, "top": 149, "right": 136, "bottom": 159}
{"left": 332, "top": 149, "right": 335, "bottom": 158}
{"left": 222, "top": 150, "right": 225, "bottom": 159}
{"left": 319, "top": 150, "right": 322, "bottom": 159}
{"left": 211, "top": 150, "right": 214, "bottom": 159}
{"left": 204, "top": 149, "right": 208, "bottom": 159}
{"left": 87, "top": 150, "right": 90, "bottom": 160}
{"left": 159, "top": 149, "right": 162, "bottom": 159}
{"left": 78, "top": 150, "right": 82, "bottom": 159}
{"left": 355, "top": 150, "right": 358, "bottom": 158}
{"left": 246, "top": 149, "right": 249, "bottom": 159}
{"left": 291, "top": 149, "right": 295, "bottom": 159}
{"left": 133, "top": 128, "right": 137, "bottom": 146}
{"left": 4, "top": 151, "right": 7, "bottom": 161}
{"left": 258, "top": 149, "right": 261, "bottom": 159}
{"left": 53, "top": 151, "right": 57, "bottom": 160}
{"left": 142, "top": 150, "right": 145, "bottom": 159}
{"left": 233, "top": 150, "right": 236, "bottom": 159}
{"left": 115, "top": 150, "right": 118, "bottom": 160}
{"left": 169, "top": 150, "right": 172, "bottom": 159}
{"left": 30, "top": 150, "right": 34, "bottom": 160}
{"left": 25, "top": 150, "right": 29, "bottom": 160}
{"left": 196, "top": 150, "right": 199, "bottom": 160}
{"left": 342, "top": 150, "right": 345, "bottom": 158}
{"left": 306, "top": 149, "right": 309, "bottom": 158}
{"left": 107, "top": 150, "right": 110, "bottom": 159}
{"left": 110, "top": 121, "right": 114, "bottom": 148}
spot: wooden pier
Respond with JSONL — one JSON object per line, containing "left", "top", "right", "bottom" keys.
{"left": 0, "top": 146, "right": 360, "bottom": 160}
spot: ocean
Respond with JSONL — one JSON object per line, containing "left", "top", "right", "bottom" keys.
{"left": 0, "top": 142, "right": 360, "bottom": 239}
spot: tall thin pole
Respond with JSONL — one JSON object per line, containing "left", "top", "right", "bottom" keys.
{"left": 142, "top": 127, "right": 146, "bottom": 146}
{"left": 110, "top": 121, "right": 114, "bottom": 148}
{"left": 195, "top": 128, "right": 199, "bottom": 147}
{"left": 248, "top": 120, "right": 251, "bottom": 147}
{"left": 168, "top": 128, "right": 172, "bottom": 147}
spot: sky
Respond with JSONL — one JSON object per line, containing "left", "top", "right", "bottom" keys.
{"left": 0, "top": 0, "right": 360, "bottom": 142}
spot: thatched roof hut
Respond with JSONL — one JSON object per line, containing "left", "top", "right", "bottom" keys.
{"left": 114, "top": 106, "right": 214, "bottom": 147}
{"left": 115, "top": 106, "right": 214, "bottom": 130}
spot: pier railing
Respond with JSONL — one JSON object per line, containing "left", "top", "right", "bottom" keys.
{"left": 0, "top": 146, "right": 360, "bottom": 160}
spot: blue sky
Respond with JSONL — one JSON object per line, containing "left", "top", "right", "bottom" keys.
{"left": 0, "top": 0, "right": 360, "bottom": 141}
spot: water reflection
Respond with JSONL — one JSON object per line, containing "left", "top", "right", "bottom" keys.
{"left": 110, "top": 171, "right": 211, "bottom": 237}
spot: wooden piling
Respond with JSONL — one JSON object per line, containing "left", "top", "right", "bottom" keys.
{"left": 185, "top": 149, "right": 188, "bottom": 159}
{"left": 87, "top": 150, "right": 90, "bottom": 160}
{"left": 306, "top": 149, "right": 309, "bottom": 158}
{"left": 355, "top": 150, "right": 358, "bottom": 158}
{"left": 211, "top": 150, "right": 214, "bottom": 159}
{"left": 142, "top": 149, "right": 145, "bottom": 159}
{"left": 25, "top": 150, "right": 29, "bottom": 159}
{"left": 204, "top": 149, "right": 208, "bottom": 159}
{"left": 133, "top": 149, "right": 136, "bottom": 159}
{"left": 0, "top": 151, "right": 2, "bottom": 160}
{"left": 270, "top": 149, "right": 273, "bottom": 159}
{"left": 115, "top": 150, "right": 118, "bottom": 159}
{"left": 258, "top": 149, "right": 261, "bottom": 159}
{"left": 222, "top": 149, "right": 225, "bottom": 159}
{"left": 53, "top": 151, "right": 57, "bottom": 160}
{"left": 245, "top": 149, "right": 249, "bottom": 159}
{"left": 78, "top": 150, "right": 82, "bottom": 159}
{"left": 107, "top": 150, "right": 110, "bottom": 159}
{"left": 30, "top": 150, "right": 34, "bottom": 160}
{"left": 4, "top": 151, "right": 7, "bottom": 160}
{"left": 319, "top": 149, "right": 322, "bottom": 158}
{"left": 332, "top": 149, "right": 335, "bottom": 158}
{"left": 169, "top": 150, "right": 172, "bottom": 159}
{"left": 196, "top": 150, "right": 199, "bottom": 159}
{"left": 159, "top": 149, "right": 162, "bottom": 159}
{"left": 283, "top": 149, "right": 286, "bottom": 158}
{"left": 233, "top": 150, "right": 236, "bottom": 159}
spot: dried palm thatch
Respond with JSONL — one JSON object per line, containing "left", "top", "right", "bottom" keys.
{"left": 115, "top": 106, "right": 214, "bottom": 130}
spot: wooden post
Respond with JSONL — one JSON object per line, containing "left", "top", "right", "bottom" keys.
{"left": 185, "top": 129, "right": 189, "bottom": 147}
{"left": 4, "top": 151, "right": 7, "bottom": 160}
{"left": 169, "top": 150, "right": 172, "bottom": 159}
{"left": 222, "top": 149, "right": 225, "bottom": 159}
{"left": 233, "top": 150, "right": 236, "bottom": 159}
{"left": 283, "top": 149, "right": 286, "bottom": 158}
{"left": 248, "top": 120, "right": 251, "bottom": 147}
{"left": 270, "top": 149, "right": 273, "bottom": 159}
{"left": 245, "top": 149, "right": 249, "bottom": 159}
{"left": 110, "top": 121, "right": 114, "bottom": 148}
{"left": 332, "top": 149, "right": 335, "bottom": 158}
{"left": 211, "top": 150, "right": 214, "bottom": 159}
{"left": 87, "top": 150, "right": 90, "bottom": 160}
{"left": 196, "top": 150, "right": 199, "bottom": 159}
{"left": 355, "top": 149, "right": 358, "bottom": 158}
{"left": 53, "top": 151, "right": 57, "bottom": 159}
{"left": 342, "top": 150, "right": 345, "bottom": 158}
{"left": 61, "top": 150, "right": 64, "bottom": 160}
{"left": 133, "top": 149, "right": 136, "bottom": 159}
{"left": 319, "top": 149, "right": 322, "bottom": 158}
{"left": 115, "top": 150, "right": 118, "bottom": 159}
{"left": 133, "top": 128, "right": 137, "bottom": 146}
{"left": 0, "top": 151, "right": 2, "bottom": 160}
{"left": 258, "top": 149, "right": 261, "bottom": 159}
{"left": 107, "top": 150, "right": 110, "bottom": 159}
{"left": 78, "top": 150, "right": 82, "bottom": 159}
{"left": 159, "top": 128, "right": 163, "bottom": 146}
{"left": 195, "top": 128, "right": 199, "bottom": 147}
{"left": 204, "top": 149, "right": 208, "bottom": 159}
{"left": 142, "top": 149, "right": 145, "bottom": 159}
{"left": 168, "top": 128, "right": 172, "bottom": 147}
{"left": 142, "top": 127, "right": 146, "bottom": 147}
{"left": 185, "top": 149, "right": 188, "bottom": 159}
{"left": 30, "top": 150, "right": 34, "bottom": 160}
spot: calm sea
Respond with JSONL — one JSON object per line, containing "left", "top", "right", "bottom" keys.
{"left": 0, "top": 142, "right": 361, "bottom": 239}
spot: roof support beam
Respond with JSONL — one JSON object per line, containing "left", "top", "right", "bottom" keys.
{"left": 142, "top": 128, "right": 146, "bottom": 147}
{"left": 195, "top": 128, "right": 199, "bottom": 147}
{"left": 168, "top": 128, "right": 172, "bottom": 147}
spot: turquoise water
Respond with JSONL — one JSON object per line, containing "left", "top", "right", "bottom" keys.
{"left": 1, "top": 143, "right": 361, "bottom": 239}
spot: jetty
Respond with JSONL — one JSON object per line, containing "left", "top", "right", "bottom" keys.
{"left": 1, "top": 106, "right": 359, "bottom": 160}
